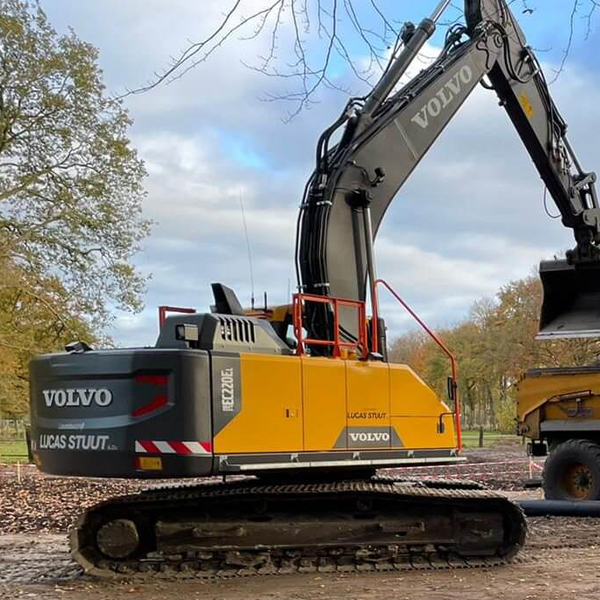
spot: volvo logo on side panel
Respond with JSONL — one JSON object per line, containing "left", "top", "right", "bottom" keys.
{"left": 42, "top": 388, "right": 114, "bottom": 408}
{"left": 334, "top": 427, "right": 404, "bottom": 449}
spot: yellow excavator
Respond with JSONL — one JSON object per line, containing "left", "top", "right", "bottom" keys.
{"left": 29, "top": 0, "right": 600, "bottom": 577}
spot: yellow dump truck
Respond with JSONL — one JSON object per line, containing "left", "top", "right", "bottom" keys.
{"left": 518, "top": 367, "right": 600, "bottom": 500}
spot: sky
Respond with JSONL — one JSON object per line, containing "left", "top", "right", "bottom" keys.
{"left": 39, "top": 0, "right": 600, "bottom": 346}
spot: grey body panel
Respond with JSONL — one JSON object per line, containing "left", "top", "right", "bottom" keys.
{"left": 217, "top": 448, "right": 462, "bottom": 473}
{"left": 156, "top": 312, "right": 292, "bottom": 355}
{"left": 30, "top": 348, "right": 214, "bottom": 478}
{"left": 333, "top": 426, "right": 403, "bottom": 449}
{"left": 30, "top": 312, "right": 289, "bottom": 478}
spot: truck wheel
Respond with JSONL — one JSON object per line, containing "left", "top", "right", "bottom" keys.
{"left": 543, "top": 439, "right": 600, "bottom": 501}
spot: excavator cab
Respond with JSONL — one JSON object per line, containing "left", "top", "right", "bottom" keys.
{"left": 538, "top": 259, "right": 600, "bottom": 339}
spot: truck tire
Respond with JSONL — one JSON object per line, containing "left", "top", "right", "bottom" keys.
{"left": 542, "top": 439, "right": 600, "bottom": 501}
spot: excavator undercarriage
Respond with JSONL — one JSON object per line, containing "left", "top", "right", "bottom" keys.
{"left": 72, "top": 477, "right": 526, "bottom": 578}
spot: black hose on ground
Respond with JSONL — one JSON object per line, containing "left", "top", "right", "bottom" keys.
{"left": 519, "top": 500, "right": 600, "bottom": 517}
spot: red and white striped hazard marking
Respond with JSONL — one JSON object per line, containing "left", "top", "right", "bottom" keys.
{"left": 135, "top": 440, "right": 212, "bottom": 455}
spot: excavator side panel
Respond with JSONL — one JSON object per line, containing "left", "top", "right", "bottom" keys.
{"left": 301, "top": 357, "right": 347, "bottom": 451}
{"left": 345, "top": 361, "right": 392, "bottom": 449}
{"left": 212, "top": 353, "right": 304, "bottom": 454}
{"left": 389, "top": 365, "right": 457, "bottom": 449}
{"left": 212, "top": 355, "right": 458, "bottom": 462}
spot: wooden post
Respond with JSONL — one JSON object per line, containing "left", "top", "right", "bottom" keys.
{"left": 25, "top": 427, "right": 33, "bottom": 463}
{"left": 478, "top": 426, "right": 484, "bottom": 448}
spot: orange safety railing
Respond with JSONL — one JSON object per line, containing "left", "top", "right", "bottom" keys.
{"left": 292, "top": 293, "right": 368, "bottom": 359}
{"left": 158, "top": 305, "right": 197, "bottom": 329}
{"left": 371, "top": 279, "right": 462, "bottom": 451}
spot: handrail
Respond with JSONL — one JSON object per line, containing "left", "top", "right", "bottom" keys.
{"left": 372, "top": 278, "right": 462, "bottom": 451}
{"left": 293, "top": 293, "right": 368, "bottom": 359}
{"left": 158, "top": 306, "right": 197, "bottom": 329}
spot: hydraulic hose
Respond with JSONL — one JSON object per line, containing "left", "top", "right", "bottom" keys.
{"left": 519, "top": 500, "right": 600, "bottom": 517}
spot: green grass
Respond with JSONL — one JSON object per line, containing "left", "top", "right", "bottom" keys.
{"left": 460, "top": 430, "right": 520, "bottom": 448}
{"left": 0, "top": 440, "right": 29, "bottom": 463}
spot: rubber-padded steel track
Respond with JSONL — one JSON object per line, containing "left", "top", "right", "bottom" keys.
{"left": 71, "top": 477, "right": 526, "bottom": 578}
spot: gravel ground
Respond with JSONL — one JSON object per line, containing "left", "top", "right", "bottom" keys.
{"left": 1, "top": 470, "right": 149, "bottom": 534}
{"left": 1, "top": 443, "right": 540, "bottom": 535}
{"left": 2, "top": 519, "right": 600, "bottom": 600}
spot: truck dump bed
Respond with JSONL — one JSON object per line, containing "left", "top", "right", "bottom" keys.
{"left": 518, "top": 365, "right": 600, "bottom": 442}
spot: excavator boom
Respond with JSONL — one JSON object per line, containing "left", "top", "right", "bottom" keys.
{"left": 297, "top": 0, "right": 600, "bottom": 344}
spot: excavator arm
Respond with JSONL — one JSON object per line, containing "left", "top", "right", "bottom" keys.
{"left": 296, "top": 0, "right": 600, "bottom": 347}
{"left": 467, "top": 0, "right": 600, "bottom": 242}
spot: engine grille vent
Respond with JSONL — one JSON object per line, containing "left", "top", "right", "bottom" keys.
{"left": 218, "top": 317, "right": 256, "bottom": 344}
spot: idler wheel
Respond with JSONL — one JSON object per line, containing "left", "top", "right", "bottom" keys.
{"left": 96, "top": 518, "right": 140, "bottom": 559}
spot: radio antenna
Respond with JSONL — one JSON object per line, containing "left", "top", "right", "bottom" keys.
{"left": 239, "top": 190, "right": 255, "bottom": 309}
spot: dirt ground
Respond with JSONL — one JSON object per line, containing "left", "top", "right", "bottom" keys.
{"left": 3, "top": 444, "right": 600, "bottom": 600}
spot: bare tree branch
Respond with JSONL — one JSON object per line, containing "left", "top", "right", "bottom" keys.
{"left": 122, "top": 1, "right": 283, "bottom": 96}
{"left": 550, "top": 0, "right": 599, "bottom": 83}
{"left": 585, "top": 0, "right": 600, "bottom": 39}
{"left": 121, "top": 0, "right": 599, "bottom": 114}
{"left": 550, "top": 0, "right": 580, "bottom": 83}
{"left": 121, "top": 0, "right": 403, "bottom": 116}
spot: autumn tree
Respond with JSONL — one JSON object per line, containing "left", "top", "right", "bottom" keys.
{"left": 389, "top": 273, "right": 600, "bottom": 433}
{"left": 0, "top": 0, "right": 150, "bottom": 326}
{"left": 0, "top": 0, "right": 151, "bottom": 419}
{"left": 0, "top": 256, "right": 98, "bottom": 418}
